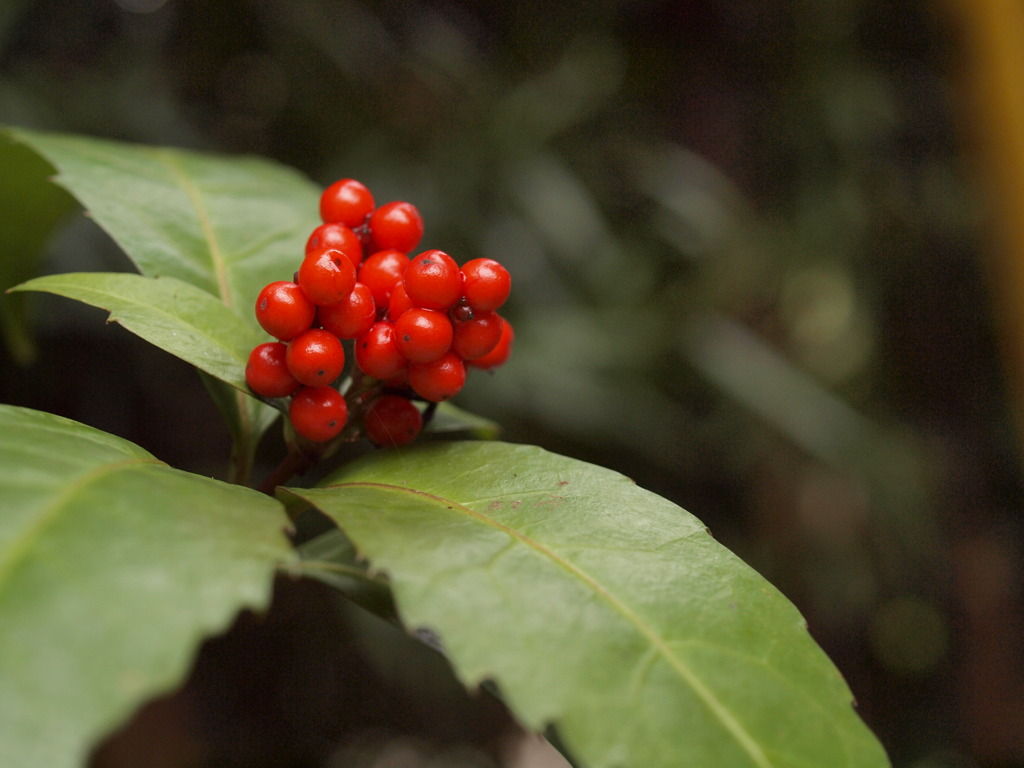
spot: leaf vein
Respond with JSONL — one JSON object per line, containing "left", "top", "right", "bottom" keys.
{"left": 0, "top": 457, "right": 163, "bottom": 596}
{"left": 155, "top": 150, "right": 233, "bottom": 309}
{"left": 327, "top": 480, "right": 774, "bottom": 768}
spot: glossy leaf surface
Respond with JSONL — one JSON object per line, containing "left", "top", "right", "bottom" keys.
{"left": 0, "top": 405, "right": 293, "bottom": 768}
{"left": 286, "top": 441, "right": 889, "bottom": 768}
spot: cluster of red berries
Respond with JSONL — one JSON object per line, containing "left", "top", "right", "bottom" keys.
{"left": 244, "top": 178, "right": 513, "bottom": 447}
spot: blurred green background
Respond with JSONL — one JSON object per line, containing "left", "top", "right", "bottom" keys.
{"left": 2, "top": 1, "right": 1023, "bottom": 767}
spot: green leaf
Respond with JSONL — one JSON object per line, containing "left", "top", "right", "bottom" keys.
{"left": 292, "top": 528, "right": 396, "bottom": 618}
{"left": 427, "top": 401, "right": 502, "bottom": 440}
{"left": 4, "top": 127, "right": 319, "bottom": 478}
{"left": 9, "top": 272, "right": 263, "bottom": 391}
{"left": 5, "top": 127, "right": 320, "bottom": 321}
{"left": 285, "top": 442, "right": 889, "bottom": 768}
{"left": 8, "top": 271, "right": 281, "bottom": 483}
{"left": 0, "top": 404, "right": 293, "bottom": 768}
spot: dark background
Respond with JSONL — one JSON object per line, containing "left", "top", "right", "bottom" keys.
{"left": 2, "top": 1, "right": 1022, "bottom": 767}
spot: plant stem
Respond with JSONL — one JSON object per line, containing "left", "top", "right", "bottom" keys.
{"left": 256, "top": 375, "right": 386, "bottom": 494}
{"left": 257, "top": 446, "right": 318, "bottom": 496}
{"left": 228, "top": 441, "right": 252, "bottom": 487}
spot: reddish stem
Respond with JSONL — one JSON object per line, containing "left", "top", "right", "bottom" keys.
{"left": 257, "top": 446, "right": 319, "bottom": 496}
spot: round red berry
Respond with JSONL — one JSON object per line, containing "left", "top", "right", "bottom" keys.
{"left": 364, "top": 394, "right": 423, "bottom": 448}
{"left": 403, "top": 249, "right": 463, "bottom": 311}
{"left": 408, "top": 352, "right": 466, "bottom": 402}
{"left": 289, "top": 385, "right": 348, "bottom": 442}
{"left": 368, "top": 201, "right": 424, "bottom": 252}
{"left": 298, "top": 247, "right": 357, "bottom": 306}
{"left": 395, "top": 307, "right": 453, "bottom": 363}
{"left": 255, "top": 281, "right": 316, "bottom": 341}
{"left": 355, "top": 321, "right": 407, "bottom": 380}
{"left": 318, "top": 282, "right": 376, "bottom": 339}
{"left": 358, "top": 249, "right": 410, "bottom": 309}
{"left": 387, "top": 282, "right": 415, "bottom": 321}
{"left": 320, "top": 178, "right": 375, "bottom": 229}
{"left": 461, "top": 258, "right": 511, "bottom": 312}
{"left": 468, "top": 318, "right": 514, "bottom": 370}
{"left": 286, "top": 328, "right": 346, "bottom": 387}
{"left": 245, "top": 342, "right": 300, "bottom": 398}
{"left": 452, "top": 311, "right": 503, "bottom": 360}
{"left": 305, "top": 222, "right": 363, "bottom": 270}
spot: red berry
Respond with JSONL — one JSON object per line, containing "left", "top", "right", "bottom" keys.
{"left": 289, "top": 385, "right": 348, "bottom": 442}
{"left": 364, "top": 394, "right": 423, "bottom": 448}
{"left": 245, "top": 342, "right": 300, "bottom": 398}
{"left": 403, "top": 249, "right": 462, "bottom": 311}
{"left": 461, "top": 258, "right": 511, "bottom": 312}
{"left": 368, "top": 201, "right": 424, "bottom": 252}
{"left": 355, "top": 321, "right": 407, "bottom": 380}
{"left": 298, "top": 247, "right": 357, "bottom": 306}
{"left": 468, "top": 318, "right": 514, "bottom": 370}
{"left": 395, "top": 307, "right": 453, "bottom": 363}
{"left": 320, "top": 178, "right": 375, "bottom": 228}
{"left": 305, "top": 223, "right": 363, "bottom": 270}
{"left": 452, "top": 311, "right": 503, "bottom": 360}
{"left": 286, "top": 328, "right": 346, "bottom": 386}
{"left": 318, "top": 282, "right": 376, "bottom": 339}
{"left": 387, "top": 282, "right": 415, "bottom": 321}
{"left": 408, "top": 352, "right": 466, "bottom": 402}
{"left": 358, "top": 249, "right": 410, "bottom": 309}
{"left": 255, "top": 281, "right": 316, "bottom": 341}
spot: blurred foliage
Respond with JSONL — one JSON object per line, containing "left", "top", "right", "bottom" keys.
{"left": 1, "top": 1, "right": 1022, "bottom": 767}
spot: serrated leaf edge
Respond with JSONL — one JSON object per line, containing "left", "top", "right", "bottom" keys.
{"left": 9, "top": 273, "right": 252, "bottom": 381}
{"left": 317, "top": 479, "right": 774, "bottom": 768}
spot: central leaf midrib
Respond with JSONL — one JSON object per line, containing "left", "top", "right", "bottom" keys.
{"left": 328, "top": 480, "right": 773, "bottom": 768}
{"left": 153, "top": 150, "right": 254, "bottom": 453}
{"left": 155, "top": 150, "right": 233, "bottom": 309}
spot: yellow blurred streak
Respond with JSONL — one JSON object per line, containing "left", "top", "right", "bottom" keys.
{"left": 944, "top": 6, "right": 1024, "bottom": 763}
{"left": 951, "top": 0, "right": 1024, "bottom": 455}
